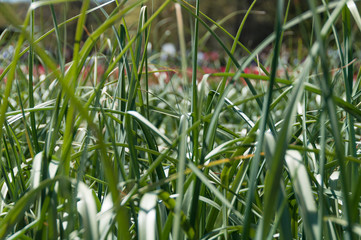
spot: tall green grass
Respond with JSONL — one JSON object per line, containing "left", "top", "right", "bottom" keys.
{"left": 1, "top": 0, "right": 361, "bottom": 239}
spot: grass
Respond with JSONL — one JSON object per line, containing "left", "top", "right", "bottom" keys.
{"left": 1, "top": 0, "right": 361, "bottom": 239}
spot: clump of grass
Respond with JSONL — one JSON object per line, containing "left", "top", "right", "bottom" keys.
{"left": 1, "top": 0, "right": 361, "bottom": 239}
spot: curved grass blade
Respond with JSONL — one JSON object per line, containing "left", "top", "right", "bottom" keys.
{"left": 138, "top": 192, "right": 158, "bottom": 240}
{"left": 285, "top": 150, "right": 318, "bottom": 239}
{"left": 127, "top": 111, "right": 172, "bottom": 146}
{"left": 30, "top": 152, "right": 43, "bottom": 189}
{"left": 77, "top": 181, "right": 99, "bottom": 240}
{"left": 98, "top": 194, "right": 116, "bottom": 240}
{"left": 0, "top": 177, "right": 64, "bottom": 239}
{"left": 187, "top": 161, "right": 243, "bottom": 223}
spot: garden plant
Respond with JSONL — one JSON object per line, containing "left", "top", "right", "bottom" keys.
{"left": 1, "top": 0, "right": 361, "bottom": 239}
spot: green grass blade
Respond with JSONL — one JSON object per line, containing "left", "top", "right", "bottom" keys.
{"left": 124, "top": 113, "right": 140, "bottom": 180}
{"left": 190, "top": 0, "right": 200, "bottom": 166}
{"left": 127, "top": 111, "right": 172, "bottom": 146}
{"left": 60, "top": 0, "right": 91, "bottom": 176}
{"left": 28, "top": 1, "right": 40, "bottom": 154}
{"left": 0, "top": 177, "right": 64, "bottom": 239}
{"left": 218, "top": 0, "right": 256, "bottom": 93}
{"left": 285, "top": 150, "right": 319, "bottom": 239}
{"left": 307, "top": 0, "right": 353, "bottom": 238}
{"left": 243, "top": 0, "right": 285, "bottom": 237}
{"left": 172, "top": 115, "right": 188, "bottom": 240}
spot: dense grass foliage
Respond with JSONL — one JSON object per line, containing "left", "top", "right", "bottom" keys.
{"left": 1, "top": 0, "right": 361, "bottom": 239}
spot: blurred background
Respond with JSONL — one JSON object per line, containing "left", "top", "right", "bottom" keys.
{"left": 0, "top": 0, "right": 310, "bottom": 57}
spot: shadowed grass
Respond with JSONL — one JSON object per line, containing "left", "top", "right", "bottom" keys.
{"left": 0, "top": 0, "right": 361, "bottom": 239}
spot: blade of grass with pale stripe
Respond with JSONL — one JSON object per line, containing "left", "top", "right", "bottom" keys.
{"left": 1, "top": 0, "right": 361, "bottom": 239}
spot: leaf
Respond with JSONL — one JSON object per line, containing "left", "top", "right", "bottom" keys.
{"left": 30, "top": 152, "right": 43, "bottom": 189}
{"left": 0, "top": 177, "right": 63, "bottom": 239}
{"left": 77, "top": 181, "right": 99, "bottom": 240}
{"left": 138, "top": 192, "right": 158, "bottom": 240}
{"left": 205, "top": 138, "right": 242, "bottom": 162}
{"left": 173, "top": 115, "right": 188, "bottom": 240}
{"left": 347, "top": 1, "right": 361, "bottom": 33}
{"left": 224, "top": 96, "right": 255, "bottom": 128}
{"left": 98, "top": 194, "right": 116, "bottom": 240}
{"left": 187, "top": 161, "right": 244, "bottom": 223}
{"left": 127, "top": 110, "right": 172, "bottom": 146}
{"left": 285, "top": 150, "right": 318, "bottom": 239}
{"left": 263, "top": 133, "right": 292, "bottom": 240}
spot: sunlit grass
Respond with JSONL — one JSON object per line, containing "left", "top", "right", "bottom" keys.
{"left": 0, "top": 0, "right": 361, "bottom": 239}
